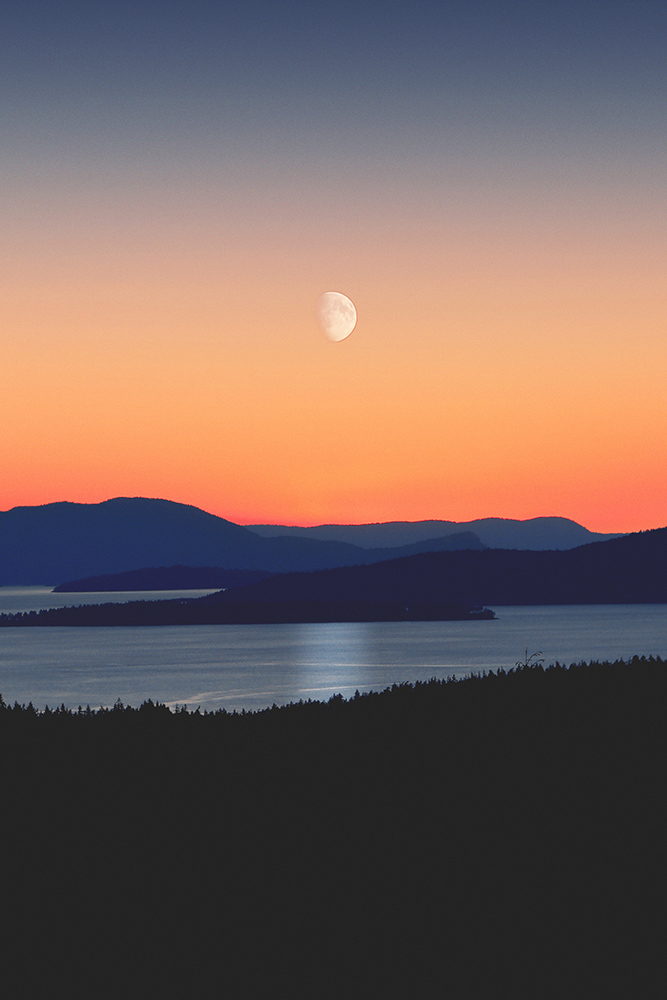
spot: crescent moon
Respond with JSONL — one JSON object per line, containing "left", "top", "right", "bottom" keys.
{"left": 317, "top": 291, "right": 357, "bottom": 342}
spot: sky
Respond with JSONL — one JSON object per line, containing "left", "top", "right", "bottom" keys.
{"left": 2, "top": 0, "right": 665, "bottom": 532}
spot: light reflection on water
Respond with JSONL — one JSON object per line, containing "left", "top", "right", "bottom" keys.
{"left": 0, "top": 591, "right": 665, "bottom": 712}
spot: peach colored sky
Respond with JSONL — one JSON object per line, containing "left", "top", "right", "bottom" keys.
{"left": 2, "top": 3, "right": 665, "bottom": 533}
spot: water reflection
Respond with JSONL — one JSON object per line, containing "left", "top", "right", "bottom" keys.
{"left": 0, "top": 605, "right": 665, "bottom": 712}
{"left": 290, "top": 622, "right": 374, "bottom": 701}
{"left": 163, "top": 623, "right": 377, "bottom": 710}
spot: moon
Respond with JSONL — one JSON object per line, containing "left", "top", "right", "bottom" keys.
{"left": 317, "top": 291, "right": 357, "bottom": 342}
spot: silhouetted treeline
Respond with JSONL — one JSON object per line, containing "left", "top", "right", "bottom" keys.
{"left": 1, "top": 656, "right": 664, "bottom": 994}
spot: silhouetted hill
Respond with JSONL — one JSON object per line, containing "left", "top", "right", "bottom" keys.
{"left": 52, "top": 565, "right": 274, "bottom": 592}
{"left": 364, "top": 529, "right": 486, "bottom": 558}
{"left": 0, "top": 498, "right": 369, "bottom": 583}
{"left": 0, "top": 498, "right": 485, "bottom": 585}
{"left": 2, "top": 657, "right": 664, "bottom": 993}
{"left": 3, "top": 527, "right": 664, "bottom": 627}
{"left": 222, "top": 526, "right": 666, "bottom": 608}
{"left": 248, "top": 515, "right": 623, "bottom": 550}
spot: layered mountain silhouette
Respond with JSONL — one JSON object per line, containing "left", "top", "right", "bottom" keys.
{"left": 248, "top": 516, "right": 622, "bottom": 550}
{"left": 0, "top": 496, "right": 622, "bottom": 586}
{"left": 2, "top": 526, "right": 665, "bottom": 627}
{"left": 226, "top": 526, "right": 665, "bottom": 608}
{"left": 0, "top": 497, "right": 482, "bottom": 586}
{"left": 0, "top": 498, "right": 346, "bottom": 584}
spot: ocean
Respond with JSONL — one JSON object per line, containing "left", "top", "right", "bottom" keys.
{"left": 0, "top": 587, "right": 665, "bottom": 711}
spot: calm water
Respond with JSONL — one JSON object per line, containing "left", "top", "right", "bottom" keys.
{"left": 0, "top": 588, "right": 665, "bottom": 712}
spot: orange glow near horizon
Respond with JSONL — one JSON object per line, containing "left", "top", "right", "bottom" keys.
{"left": 2, "top": 130, "right": 665, "bottom": 537}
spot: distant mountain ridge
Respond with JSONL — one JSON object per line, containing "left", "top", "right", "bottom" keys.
{"left": 236, "top": 528, "right": 667, "bottom": 607}
{"left": 2, "top": 526, "right": 665, "bottom": 627}
{"left": 200, "top": 526, "right": 667, "bottom": 610}
{"left": 0, "top": 498, "right": 356, "bottom": 584}
{"left": 49, "top": 531, "right": 486, "bottom": 591}
{"left": 0, "top": 498, "right": 486, "bottom": 585}
{"left": 0, "top": 496, "right": 625, "bottom": 586}
{"left": 248, "top": 516, "right": 623, "bottom": 550}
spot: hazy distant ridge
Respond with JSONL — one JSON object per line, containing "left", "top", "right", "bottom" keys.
{"left": 0, "top": 498, "right": 483, "bottom": 585}
{"left": 248, "top": 516, "right": 622, "bottom": 550}
{"left": 2, "top": 526, "right": 664, "bottom": 627}
{"left": 0, "top": 498, "right": 366, "bottom": 584}
{"left": 0, "top": 496, "right": 625, "bottom": 587}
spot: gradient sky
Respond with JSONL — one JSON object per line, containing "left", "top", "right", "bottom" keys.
{"left": 2, "top": 1, "right": 665, "bottom": 531}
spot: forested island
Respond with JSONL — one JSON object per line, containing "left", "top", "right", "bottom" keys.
{"left": 0, "top": 597, "right": 494, "bottom": 626}
{"left": 2, "top": 655, "right": 664, "bottom": 994}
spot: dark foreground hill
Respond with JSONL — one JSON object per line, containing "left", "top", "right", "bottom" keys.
{"left": 1, "top": 657, "right": 664, "bottom": 995}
